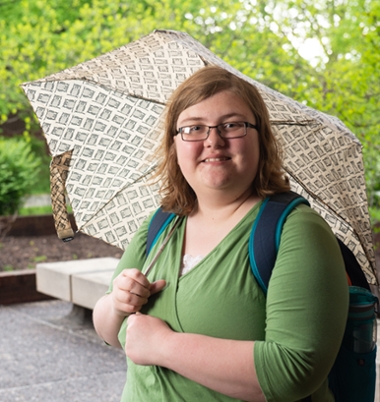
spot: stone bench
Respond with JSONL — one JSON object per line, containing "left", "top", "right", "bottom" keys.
{"left": 36, "top": 257, "right": 120, "bottom": 310}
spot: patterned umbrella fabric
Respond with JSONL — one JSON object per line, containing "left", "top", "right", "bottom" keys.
{"left": 21, "top": 29, "right": 377, "bottom": 286}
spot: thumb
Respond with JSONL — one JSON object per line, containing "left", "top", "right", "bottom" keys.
{"left": 150, "top": 279, "right": 166, "bottom": 295}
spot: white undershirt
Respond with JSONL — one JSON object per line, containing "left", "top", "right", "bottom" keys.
{"left": 180, "top": 254, "right": 204, "bottom": 276}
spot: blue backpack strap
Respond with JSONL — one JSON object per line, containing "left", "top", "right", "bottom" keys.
{"left": 146, "top": 208, "right": 176, "bottom": 256}
{"left": 249, "top": 191, "right": 310, "bottom": 295}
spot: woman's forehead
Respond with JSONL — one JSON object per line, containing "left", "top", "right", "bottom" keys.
{"left": 176, "top": 90, "right": 254, "bottom": 125}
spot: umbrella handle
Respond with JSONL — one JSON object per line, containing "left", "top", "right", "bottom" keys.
{"left": 50, "top": 151, "right": 75, "bottom": 242}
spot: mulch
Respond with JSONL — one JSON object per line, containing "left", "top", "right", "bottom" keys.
{"left": 1, "top": 216, "right": 380, "bottom": 273}
{"left": 0, "top": 232, "right": 123, "bottom": 271}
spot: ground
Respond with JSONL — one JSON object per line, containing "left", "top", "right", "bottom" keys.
{"left": 0, "top": 232, "right": 123, "bottom": 271}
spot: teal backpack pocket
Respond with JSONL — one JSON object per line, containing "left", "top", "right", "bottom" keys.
{"left": 328, "top": 345, "right": 376, "bottom": 402}
{"left": 328, "top": 286, "right": 378, "bottom": 402}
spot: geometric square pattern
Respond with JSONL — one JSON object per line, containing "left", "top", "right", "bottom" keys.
{"left": 22, "top": 29, "right": 377, "bottom": 285}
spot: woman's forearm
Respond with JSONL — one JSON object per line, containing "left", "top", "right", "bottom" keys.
{"left": 158, "top": 331, "right": 265, "bottom": 401}
{"left": 93, "top": 294, "right": 127, "bottom": 348}
{"left": 126, "top": 314, "right": 265, "bottom": 401}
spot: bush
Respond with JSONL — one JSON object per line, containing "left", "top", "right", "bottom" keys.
{"left": 0, "top": 137, "right": 41, "bottom": 215}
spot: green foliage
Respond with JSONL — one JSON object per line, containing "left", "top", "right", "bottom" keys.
{"left": 1, "top": 0, "right": 379, "bottom": 215}
{"left": 28, "top": 138, "right": 51, "bottom": 195}
{"left": 0, "top": 137, "right": 41, "bottom": 215}
{"left": 369, "top": 207, "right": 380, "bottom": 228}
{"left": 33, "top": 255, "right": 47, "bottom": 263}
{"left": 18, "top": 205, "right": 53, "bottom": 216}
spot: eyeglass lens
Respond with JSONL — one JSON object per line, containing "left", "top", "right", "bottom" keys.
{"left": 180, "top": 122, "right": 248, "bottom": 142}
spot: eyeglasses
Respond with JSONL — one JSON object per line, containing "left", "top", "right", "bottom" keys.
{"left": 176, "top": 121, "right": 258, "bottom": 142}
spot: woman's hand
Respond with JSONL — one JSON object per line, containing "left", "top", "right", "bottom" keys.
{"left": 111, "top": 268, "right": 166, "bottom": 316}
{"left": 93, "top": 269, "right": 166, "bottom": 348}
{"left": 126, "top": 313, "right": 172, "bottom": 366}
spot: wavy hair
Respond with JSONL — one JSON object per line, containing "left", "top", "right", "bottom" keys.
{"left": 153, "top": 65, "right": 290, "bottom": 215}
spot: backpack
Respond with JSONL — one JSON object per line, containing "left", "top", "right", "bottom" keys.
{"left": 146, "top": 191, "right": 377, "bottom": 402}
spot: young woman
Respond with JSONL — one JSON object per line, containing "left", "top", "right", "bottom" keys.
{"left": 93, "top": 66, "right": 348, "bottom": 401}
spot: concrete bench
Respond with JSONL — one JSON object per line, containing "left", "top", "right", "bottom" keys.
{"left": 36, "top": 258, "right": 120, "bottom": 310}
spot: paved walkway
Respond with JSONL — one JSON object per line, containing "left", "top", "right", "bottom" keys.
{"left": 1, "top": 299, "right": 379, "bottom": 401}
{"left": 0, "top": 300, "right": 126, "bottom": 402}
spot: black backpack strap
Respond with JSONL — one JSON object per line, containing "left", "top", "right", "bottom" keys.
{"left": 337, "top": 238, "right": 370, "bottom": 290}
{"left": 249, "top": 191, "right": 310, "bottom": 294}
{"left": 146, "top": 208, "right": 176, "bottom": 256}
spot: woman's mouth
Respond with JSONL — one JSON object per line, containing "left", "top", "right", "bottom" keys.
{"left": 203, "top": 157, "right": 230, "bottom": 163}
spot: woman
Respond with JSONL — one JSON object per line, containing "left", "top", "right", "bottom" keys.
{"left": 93, "top": 66, "right": 348, "bottom": 401}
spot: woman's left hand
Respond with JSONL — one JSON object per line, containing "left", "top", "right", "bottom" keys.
{"left": 125, "top": 313, "right": 172, "bottom": 366}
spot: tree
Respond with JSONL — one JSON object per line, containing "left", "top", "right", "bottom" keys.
{"left": 1, "top": 0, "right": 379, "bottom": 208}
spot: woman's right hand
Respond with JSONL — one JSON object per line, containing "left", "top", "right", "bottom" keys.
{"left": 111, "top": 268, "right": 166, "bottom": 316}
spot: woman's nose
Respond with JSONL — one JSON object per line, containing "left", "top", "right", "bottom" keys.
{"left": 205, "top": 127, "right": 226, "bottom": 147}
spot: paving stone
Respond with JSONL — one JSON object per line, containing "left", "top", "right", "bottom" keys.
{"left": 0, "top": 300, "right": 126, "bottom": 402}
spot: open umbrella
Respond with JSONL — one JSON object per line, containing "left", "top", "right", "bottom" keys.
{"left": 21, "top": 29, "right": 377, "bottom": 287}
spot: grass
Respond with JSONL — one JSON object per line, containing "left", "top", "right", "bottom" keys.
{"left": 19, "top": 205, "right": 53, "bottom": 216}
{"left": 18, "top": 203, "right": 72, "bottom": 216}
{"left": 33, "top": 255, "right": 47, "bottom": 263}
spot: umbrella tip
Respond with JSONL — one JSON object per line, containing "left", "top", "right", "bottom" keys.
{"left": 57, "top": 228, "right": 75, "bottom": 243}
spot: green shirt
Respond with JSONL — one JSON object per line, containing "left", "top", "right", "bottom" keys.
{"left": 108, "top": 202, "right": 348, "bottom": 402}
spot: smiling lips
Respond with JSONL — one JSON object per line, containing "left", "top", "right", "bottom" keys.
{"left": 203, "top": 156, "right": 231, "bottom": 163}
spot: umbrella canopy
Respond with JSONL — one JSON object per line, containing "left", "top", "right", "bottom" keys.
{"left": 21, "top": 29, "right": 377, "bottom": 286}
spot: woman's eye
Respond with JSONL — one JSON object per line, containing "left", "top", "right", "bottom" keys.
{"left": 224, "top": 122, "right": 237, "bottom": 129}
{"left": 190, "top": 126, "right": 202, "bottom": 132}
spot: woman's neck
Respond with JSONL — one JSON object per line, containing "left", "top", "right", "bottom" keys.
{"left": 183, "top": 189, "right": 261, "bottom": 257}
{"left": 192, "top": 189, "right": 260, "bottom": 222}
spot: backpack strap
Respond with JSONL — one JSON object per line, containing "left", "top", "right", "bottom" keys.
{"left": 249, "top": 191, "right": 310, "bottom": 295}
{"left": 146, "top": 208, "right": 176, "bottom": 256}
{"left": 337, "top": 238, "right": 370, "bottom": 290}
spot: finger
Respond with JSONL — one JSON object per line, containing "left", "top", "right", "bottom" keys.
{"left": 150, "top": 279, "right": 166, "bottom": 295}
{"left": 115, "top": 271, "right": 151, "bottom": 298}
{"left": 129, "top": 281, "right": 151, "bottom": 298}
{"left": 127, "top": 311, "right": 143, "bottom": 324}
{"left": 121, "top": 269, "right": 151, "bottom": 289}
{"left": 115, "top": 288, "right": 149, "bottom": 307}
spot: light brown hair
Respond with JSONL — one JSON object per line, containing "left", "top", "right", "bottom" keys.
{"left": 154, "top": 65, "right": 290, "bottom": 215}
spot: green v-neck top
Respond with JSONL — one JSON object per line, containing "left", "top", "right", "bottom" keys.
{"left": 108, "top": 202, "right": 348, "bottom": 402}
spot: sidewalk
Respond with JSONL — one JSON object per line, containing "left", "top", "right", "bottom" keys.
{"left": 0, "top": 300, "right": 126, "bottom": 402}
{"left": 1, "top": 299, "right": 379, "bottom": 401}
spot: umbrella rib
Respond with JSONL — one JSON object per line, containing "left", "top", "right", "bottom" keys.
{"left": 270, "top": 120, "right": 318, "bottom": 126}
{"left": 77, "top": 166, "right": 157, "bottom": 231}
{"left": 283, "top": 165, "right": 367, "bottom": 251}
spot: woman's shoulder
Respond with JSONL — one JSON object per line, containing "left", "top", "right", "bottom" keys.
{"left": 282, "top": 202, "right": 340, "bottom": 251}
{"left": 287, "top": 203, "right": 332, "bottom": 229}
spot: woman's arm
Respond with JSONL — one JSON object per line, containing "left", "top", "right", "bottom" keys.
{"left": 126, "top": 313, "right": 265, "bottom": 402}
{"left": 93, "top": 213, "right": 160, "bottom": 347}
{"left": 93, "top": 293, "right": 126, "bottom": 348}
{"left": 93, "top": 268, "right": 166, "bottom": 348}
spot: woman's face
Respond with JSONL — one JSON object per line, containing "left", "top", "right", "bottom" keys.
{"left": 174, "top": 90, "right": 260, "bottom": 200}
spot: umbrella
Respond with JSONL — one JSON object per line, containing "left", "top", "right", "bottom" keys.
{"left": 21, "top": 29, "right": 377, "bottom": 287}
